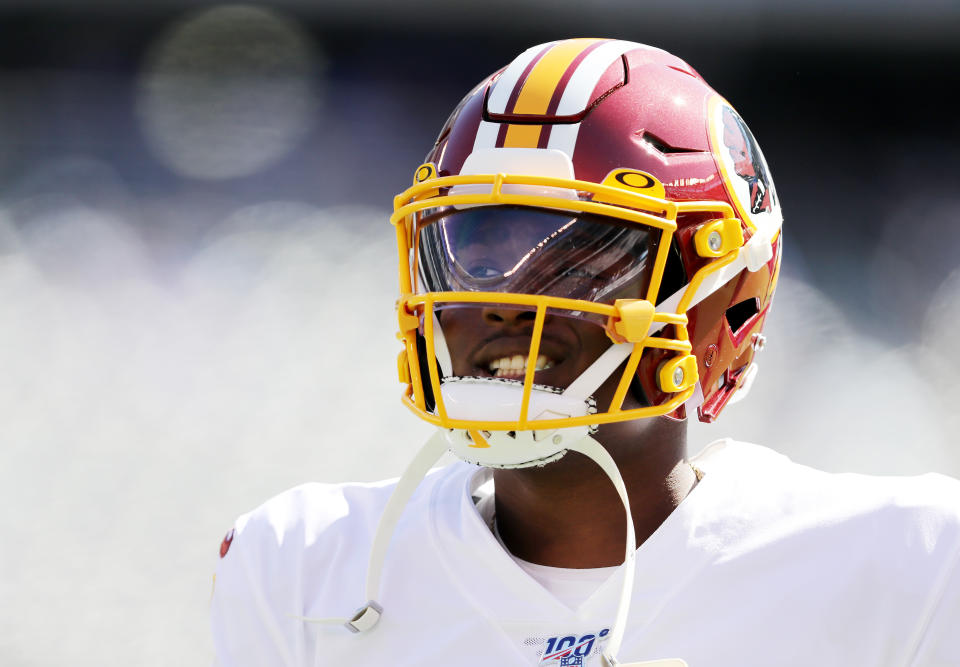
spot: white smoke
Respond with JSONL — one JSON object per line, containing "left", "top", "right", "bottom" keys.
{"left": 0, "top": 201, "right": 433, "bottom": 666}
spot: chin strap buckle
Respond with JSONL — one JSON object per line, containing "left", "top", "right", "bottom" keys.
{"left": 345, "top": 600, "right": 383, "bottom": 634}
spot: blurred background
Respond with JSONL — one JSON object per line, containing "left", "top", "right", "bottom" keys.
{"left": 0, "top": 1, "right": 958, "bottom": 664}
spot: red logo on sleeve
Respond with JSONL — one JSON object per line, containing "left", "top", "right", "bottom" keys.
{"left": 219, "top": 528, "right": 235, "bottom": 558}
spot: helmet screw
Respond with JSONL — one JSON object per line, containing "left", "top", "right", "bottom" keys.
{"left": 707, "top": 230, "right": 723, "bottom": 252}
{"left": 552, "top": 435, "right": 562, "bottom": 445}
{"left": 673, "top": 366, "right": 685, "bottom": 387}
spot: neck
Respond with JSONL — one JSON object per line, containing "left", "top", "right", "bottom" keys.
{"left": 492, "top": 416, "right": 695, "bottom": 568}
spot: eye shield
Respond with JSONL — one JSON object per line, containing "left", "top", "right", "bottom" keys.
{"left": 417, "top": 205, "right": 657, "bottom": 308}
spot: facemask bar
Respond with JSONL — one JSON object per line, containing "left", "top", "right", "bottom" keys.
{"left": 398, "top": 293, "right": 695, "bottom": 431}
{"left": 392, "top": 169, "right": 743, "bottom": 431}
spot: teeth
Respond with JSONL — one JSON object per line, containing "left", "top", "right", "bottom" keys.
{"left": 488, "top": 354, "right": 555, "bottom": 378}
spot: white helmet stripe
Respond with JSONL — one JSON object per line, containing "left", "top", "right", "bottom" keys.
{"left": 473, "top": 42, "right": 557, "bottom": 152}
{"left": 547, "top": 40, "right": 646, "bottom": 158}
{"left": 486, "top": 41, "right": 557, "bottom": 114}
{"left": 554, "top": 40, "right": 645, "bottom": 116}
{"left": 472, "top": 121, "right": 500, "bottom": 152}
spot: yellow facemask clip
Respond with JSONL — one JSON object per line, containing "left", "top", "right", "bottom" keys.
{"left": 592, "top": 169, "right": 668, "bottom": 214}
{"left": 607, "top": 299, "right": 656, "bottom": 343}
{"left": 659, "top": 354, "right": 699, "bottom": 392}
{"left": 411, "top": 162, "right": 440, "bottom": 199}
{"left": 694, "top": 218, "right": 743, "bottom": 258}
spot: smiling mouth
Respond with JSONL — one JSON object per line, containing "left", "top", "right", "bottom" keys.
{"left": 487, "top": 353, "right": 556, "bottom": 379}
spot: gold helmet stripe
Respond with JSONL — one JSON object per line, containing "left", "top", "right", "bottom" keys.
{"left": 510, "top": 38, "right": 602, "bottom": 116}
{"left": 548, "top": 40, "right": 649, "bottom": 156}
{"left": 501, "top": 39, "right": 602, "bottom": 148}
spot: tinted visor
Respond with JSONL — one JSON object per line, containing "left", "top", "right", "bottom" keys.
{"left": 418, "top": 206, "right": 658, "bottom": 304}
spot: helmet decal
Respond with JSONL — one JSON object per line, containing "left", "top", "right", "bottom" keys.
{"left": 709, "top": 98, "right": 782, "bottom": 234}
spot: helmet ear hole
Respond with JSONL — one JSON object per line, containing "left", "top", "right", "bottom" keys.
{"left": 725, "top": 298, "right": 760, "bottom": 335}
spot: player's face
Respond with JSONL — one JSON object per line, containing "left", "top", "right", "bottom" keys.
{"left": 438, "top": 305, "right": 613, "bottom": 392}
{"left": 422, "top": 206, "right": 656, "bottom": 400}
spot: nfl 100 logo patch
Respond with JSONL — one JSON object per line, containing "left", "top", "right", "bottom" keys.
{"left": 522, "top": 628, "right": 610, "bottom": 665}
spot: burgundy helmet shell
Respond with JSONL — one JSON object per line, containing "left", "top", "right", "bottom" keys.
{"left": 392, "top": 39, "right": 782, "bottom": 438}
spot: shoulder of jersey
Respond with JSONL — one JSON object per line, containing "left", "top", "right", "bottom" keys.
{"left": 695, "top": 439, "right": 960, "bottom": 547}
{"left": 210, "top": 463, "right": 476, "bottom": 626}
{"left": 215, "top": 463, "right": 473, "bottom": 573}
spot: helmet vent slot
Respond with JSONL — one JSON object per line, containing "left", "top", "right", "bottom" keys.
{"left": 725, "top": 298, "right": 760, "bottom": 335}
{"left": 667, "top": 64, "right": 699, "bottom": 79}
{"left": 635, "top": 131, "right": 701, "bottom": 155}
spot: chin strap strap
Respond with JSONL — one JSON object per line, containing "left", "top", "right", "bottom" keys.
{"left": 298, "top": 430, "right": 686, "bottom": 666}
{"left": 565, "top": 436, "right": 688, "bottom": 667}
{"left": 295, "top": 431, "right": 449, "bottom": 631}
{"left": 562, "top": 342, "right": 634, "bottom": 401}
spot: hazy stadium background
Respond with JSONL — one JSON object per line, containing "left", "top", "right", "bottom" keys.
{"left": 1, "top": 2, "right": 958, "bottom": 664}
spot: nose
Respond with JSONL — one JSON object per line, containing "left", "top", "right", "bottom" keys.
{"left": 481, "top": 305, "right": 542, "bottom": 327}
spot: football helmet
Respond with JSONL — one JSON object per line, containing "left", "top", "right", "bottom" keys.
{"left": 391, "top": 38, "right": 782, "bottom": 467}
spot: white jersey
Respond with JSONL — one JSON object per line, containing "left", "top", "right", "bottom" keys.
{"left": 210, "top": 441, "right": 960, "bottom": 666}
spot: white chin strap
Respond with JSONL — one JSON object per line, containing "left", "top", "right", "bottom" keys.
{"left": 294, "top": 431, "right": 449, "bottom": 631}
{"left": 562, "top": 340, "right": 633, "bottom": 401}
{"left": 564, "top": 437, "right": 687, "bottom": 667}
{"left": 562, "top": 436, "right": 632, "bottom": 667}
{"left": 296, "top": 430, "right": 686, "bottom": 666}
{"left": 296, "top": 313, "right": 694, "bottom": 664}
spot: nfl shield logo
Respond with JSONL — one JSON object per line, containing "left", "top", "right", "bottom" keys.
{"left": 560, "top": 657, "right": 583, "bottom": 666}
